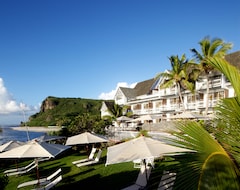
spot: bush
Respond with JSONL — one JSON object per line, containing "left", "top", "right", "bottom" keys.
{"left": 0, "top": 174, "right": 8, "bottom": 190}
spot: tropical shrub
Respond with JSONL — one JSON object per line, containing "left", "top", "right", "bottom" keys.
{"left": 0, "top": 174, "right": 8, "bottom": 190}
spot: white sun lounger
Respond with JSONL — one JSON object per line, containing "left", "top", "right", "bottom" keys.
{"left": 4, "top": 158, "right": 49, "bottom": 176}
{"left": 44, "top": 175, "right": 62, "bottom": 190}
{"left": 122, "top": 164, "right": 152, "bottom": 190}
{"left": 33, "top": 175, "right": 62, "bottom": 190}
{"left": 4, "top": 160, "right": 36, "bottom": 175}
{"left": 76, "top": 149, "right": 102, "bottom": 167}
{"left": 17, "top": 168, "right": 62, "bottom": 189}
{"left": 158, "top": 170, "right": 176, "bottom": 190}
{"left": 5, "top": 162, "right": 37, "bottom": 176}
{"left": 133, "top": 157, "right": 155, "bottom": 168}
{"left": 72, "top": 147, "right": 97, "bottom": 165}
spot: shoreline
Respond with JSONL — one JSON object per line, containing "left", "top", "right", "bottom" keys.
{"left": 12, "top": 126, "right": 61, "bottom": 132}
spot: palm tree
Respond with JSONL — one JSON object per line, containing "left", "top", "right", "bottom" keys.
{"left": 164, "top": 57, "right": 240, "bottom": 189}
{"left": 156, "top": 54, "right": 196, "bottom": 112}
{"left": 108, "top": 103, "right": 123, "bottom": 119}
{"left": 191, "top": 36, "right": 232, "bottom": 115}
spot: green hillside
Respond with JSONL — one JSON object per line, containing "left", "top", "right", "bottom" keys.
{"left": 25, "top": 96, "right": 103, "bottom": 127}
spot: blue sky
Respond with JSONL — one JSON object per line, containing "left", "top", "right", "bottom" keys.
{"left": 0, "top": 0, "right": 239, "bottom": 125}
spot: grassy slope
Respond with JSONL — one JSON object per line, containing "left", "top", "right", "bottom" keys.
{"left": 2, "top": 148, "right": 139, "bottom": 190}
{"left": 2, "top": 148, "right": 176, "bottom": 190}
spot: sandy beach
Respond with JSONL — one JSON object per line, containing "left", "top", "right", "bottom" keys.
{"left": 12, "top": 126, "right": 61, "bottom": 132}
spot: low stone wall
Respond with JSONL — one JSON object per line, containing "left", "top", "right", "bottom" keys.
{"left": 106, "top": 121, "right": 178, "bottom": 142}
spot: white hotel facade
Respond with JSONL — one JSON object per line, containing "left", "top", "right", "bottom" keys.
{"left": 112, "top": 51, "right": 239, "bottom": 124}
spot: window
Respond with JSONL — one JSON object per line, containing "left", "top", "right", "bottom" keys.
{"left": 187, "top": 95, "right": 196, "bottom": 103}
{"left": 213, "top": 91, "right": 225, "bottom": 100}
{"left": 156, "top": 99, "right": 166, "bottom": 107}
{"left": 198, "top": 94, "right": 204, "bottom": 101}
{"left": 170, "top": 98, "right": 180, "bottom": 104}
{"left": 133, "top": 104, "right": 141, "bottom": 110}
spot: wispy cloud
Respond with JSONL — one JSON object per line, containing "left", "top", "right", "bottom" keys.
{"left": 0, "top": 78, "right": 39, "bottom": 124}
{"left": 98, "top": 82, "right": 137, "bottom": 100}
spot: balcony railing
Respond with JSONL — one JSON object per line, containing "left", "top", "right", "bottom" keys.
{"left": 131, "top": 99, "right": 220, "bottom": 115}
{"left": 197, "top": 79, "right": 222, "bottom": 90}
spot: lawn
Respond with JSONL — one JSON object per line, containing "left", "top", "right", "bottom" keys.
{"left": 1, "top": 148, "right": 174, "bottom": 190}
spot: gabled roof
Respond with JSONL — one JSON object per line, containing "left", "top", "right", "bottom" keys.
{"left": 201, "top": 51, "right": 240, "bottom": 77}
{"left": 118, "top": 78, "right": 157, "bottom": 100}
{"left": 225, "top": 51, "right": 240, "bottom": 68}
{"left": 134, "top": 78, "right": 156, "bottom": 96}
{"left": 102, "top": 100, "right": 115, "bottom": 110}
{"left": 119, "top": 87, "right": 136, "bottom": 99}
{"left": 208, "top": 51, "right": 240, "bottom": 76}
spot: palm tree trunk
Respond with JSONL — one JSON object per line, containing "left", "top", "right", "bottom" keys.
{"left": 205, "top": 76, "right": 209, "bottom": 115}
{"left": 177, "top": 83, "right": 186, "bottom": 112}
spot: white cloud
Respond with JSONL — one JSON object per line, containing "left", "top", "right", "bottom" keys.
{"left": 0, "top": 78, "right": 39, "bottom": 124}
{"left": 98, "top": 82, "right": 137, "bottom": 100}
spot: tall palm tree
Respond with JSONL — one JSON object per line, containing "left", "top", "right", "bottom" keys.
{"left": 164, "top": 57, "right": 240, "bottom": 189}
{"left": 156, "top": 54, "right": 196, "bottom": 112}
{"left": 191, "top": 36, "right": 232, "bottom": 115}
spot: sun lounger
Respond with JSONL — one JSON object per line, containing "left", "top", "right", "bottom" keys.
{"left": 4, "top": 160, "right": 36, "bottom": 175}
{"left": 72, "top": 147, "right": 97, "bottom": 165}
{"left": 33, "top": 175, "right": 62, "bottom": 190}
{"left": 158, "top": 170, "right": 176, "bottom": 190}
{"left": 76, "top": 149, "right": 102, "bottom": 167}
{"left": 5, "top": 162, "right": 37, "bottom": 176}
{"left": 122, "top": 164, "right": 152, "bottom": 190}
{"left": 44, "top": 175, "right": 62, "bottom": 190}
{"left": 17, "top": 168, "right": 62, "bottom": 189}
{"left": 133, "top": 157, "right": 155, "bottom": 168}
{"left": 4, "top": 158, "right": 49, "bottom": 176}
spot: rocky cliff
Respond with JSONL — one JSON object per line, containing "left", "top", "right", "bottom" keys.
{"left": 40, "top": 96, "right": 59, "bottom": 112}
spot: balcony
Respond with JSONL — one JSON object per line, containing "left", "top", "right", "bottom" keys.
{"left": 197, "top": 78, "right": 222, "bottom": 91}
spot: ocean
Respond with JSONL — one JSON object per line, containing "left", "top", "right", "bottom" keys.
{"left": 0, "top": 125, "right": 46, "bottom": 145}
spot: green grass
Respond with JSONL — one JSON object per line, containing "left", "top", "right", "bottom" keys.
{"left": 1, "top": 148, "right": 175, "bottom": 190}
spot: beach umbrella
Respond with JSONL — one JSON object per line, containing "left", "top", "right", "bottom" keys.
{"left": 65, "top": 132, "right": 108, "bottom": 146}
{"left": 0, "top": 141, "right": 70, "bottom": 159}
{"left": 140, "top": 114, "right": 155, "bottom": 121}
{"left": 116, "top": 116, "right": 133, "bottom": 122}
{"left": 0, "top": 140, "right": 70, "bottom": 180}
{"left": 0, "top": 140, "right": 26, "bottom": 152}
{"left": 38, "top": 141, "right": 71, "bottom": 157}
{"left": 35, "top": 134, "right": 66, "bottom": 142}
{"left": 105, "top": 136, "right": 193, "bottom": 166}
{"left": 132, "top": 114, "right": 157, "bottom": 122}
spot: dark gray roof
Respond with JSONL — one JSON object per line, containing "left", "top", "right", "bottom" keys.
{"left": 206, "top": 51, "right": 240, "bottom": 77}
{"left": 103, "top": 101, "right": 115, "bottom": 110}
{"left": 225, "top": 51, "right": 240, "bottom": 68}
{"left": 134, "top": 78, "right": 156, "bottom": 96}
{"left": 120, "top": 78, "right": 157, "bottom": 99}
{"left": 119, "top": 87, "right": 136, "bottom": 99}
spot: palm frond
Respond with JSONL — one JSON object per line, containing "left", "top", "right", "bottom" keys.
{"left": 164, "top": 121, "right": 239, "bottom": 189}
{"left": 207, "top": 57, "right": 240, "bottom": 99}
{"left": 214, "top": 97, "right": 240, "bottom": 164}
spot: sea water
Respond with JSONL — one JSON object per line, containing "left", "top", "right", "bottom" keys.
{"left": 0, "top": 125, "right": 45, "bottom": 145}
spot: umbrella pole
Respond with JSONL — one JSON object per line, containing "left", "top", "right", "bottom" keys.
{"left": 35, "top": 159, "right": 40, "bottom": 184}
{"left": 15, "top": 160, "right": 18, "bottom": 171}
{"left": 143, "top": 159, "right": 148, "bottom": 183}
